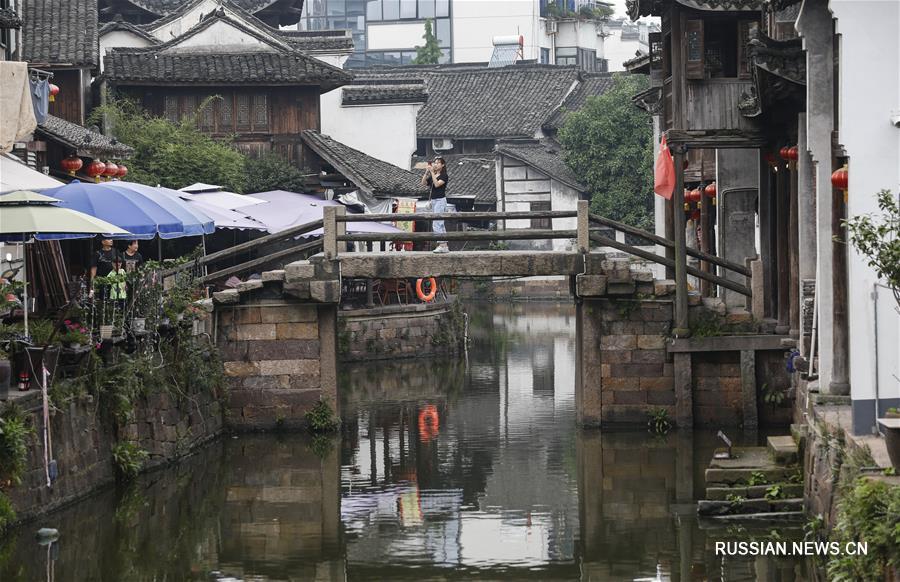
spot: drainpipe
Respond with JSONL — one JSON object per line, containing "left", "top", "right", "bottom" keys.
{"left": 872, "top": 283, "right": 881, "bottom": 435}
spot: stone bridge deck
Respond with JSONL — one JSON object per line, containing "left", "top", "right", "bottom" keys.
{"left": 329, "top": 251, "right": 601, "bottom": 279}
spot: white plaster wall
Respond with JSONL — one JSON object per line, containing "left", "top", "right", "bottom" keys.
{"left": 451, "top": 0, "right": 542, "bottom": 63}
{"left": 603, "top": 28, "right": 647, "bottom": 71}
{"left": 550, "top": 181, "right": 579, "bottom": 251}
{"left": 160, "top": 20, "right": 274, "bottom": 52}
{"left": 99, "top": 31, "right": 154, "bottom": 73}
{"left": 147, "top": 0, "right": 221, "bottom": 40}
{"left": 555, "top": 19, "right": 602, "bottom": 54}
{"left": 831, "top": 0, "right": 900, "bottom": 406}
{"left": 320, "top": 101, "right": 422, "bottom": 169}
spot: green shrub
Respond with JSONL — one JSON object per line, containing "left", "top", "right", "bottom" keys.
{"left": 647, "top": 407, "right": 671, "bottom": 435}
{"left": 305, "top": 399, "right": 339, "bottom": 433}
{"left": 827, "top": 478, "right": 900, "bottom": 581}
{"left": 112, "top": 441, "right": 149, "bottom": 481}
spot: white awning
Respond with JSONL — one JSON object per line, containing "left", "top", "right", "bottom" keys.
{"left": 0, "top": 154, "right": 63, "bottom": 193}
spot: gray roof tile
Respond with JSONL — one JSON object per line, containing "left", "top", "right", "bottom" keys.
{"left": 342, "top": 82, "right": 427, "bottom": 106}
{"left": 301, "top": 131, "right": 427, "bottom": 198}
{"left": 0, "top": 7, "right": 23, "bottom": 29}
{"left": 544, "top": 73, "right": 615, "bottom": 131}
{"left": 36, "top": 115, "right": 134, "bottom": 158}
{"left": 22, "top": 0, "right": 99, "bottom": 67}
{"left": 496, "top": 140, "right": 585, "bottom": 192}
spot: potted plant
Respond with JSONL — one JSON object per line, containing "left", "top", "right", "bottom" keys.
{"left": 24, "top": 319, "right": 61, "bottom": 387}
{"left": 884, "top": 407, "right": 900, "bottom": 419}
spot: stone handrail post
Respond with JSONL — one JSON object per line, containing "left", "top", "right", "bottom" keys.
{"left": 323, "top": 206, "right": 347, "bottom": 259}
{"left": 577, "top": 200, "right": 589, "bottom": 253}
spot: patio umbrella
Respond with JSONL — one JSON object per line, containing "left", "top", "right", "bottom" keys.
{"left": 177, "top": 188, "right": 268, "bottom": 211}
{"left": 153, "top": 186, "right": 265, "bottom": 231}
{"left": 0, "top": 190, "right": 128, "bottom": 337}
{"left": 39, "top": 180, "right": 187, "bottom": 240}
{"left": 98, "top": 182, "right": 215, "bottom": 237}
{"left": 248, "top": 190, "right": 404, "bottom": 236}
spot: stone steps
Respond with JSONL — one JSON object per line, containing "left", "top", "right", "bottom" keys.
{"left": 767, "top": 435, "right": 799, "bottom": 465}
{"left": 706, "top": 482, "right": 803, "bottom": 501}
{"left": 704, "top": 446, "right": 797, "bottom": 486}
{"left": 697, "top": 498, "right": 804, "bottom": 517}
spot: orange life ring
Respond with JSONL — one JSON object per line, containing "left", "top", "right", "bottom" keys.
{"left": 418, "top": 404, "right": 439, "bottom": 442}
{"left": 416, "top": 277, "right": 438, "bottom": 302}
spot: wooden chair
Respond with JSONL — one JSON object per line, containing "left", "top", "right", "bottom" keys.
{"left": 374, "top": 279, "right": 410, "bottom": 305}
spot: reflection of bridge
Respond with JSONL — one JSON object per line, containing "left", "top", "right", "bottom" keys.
{"left": 200, "top": 203, "right": 790, "bottom": 433}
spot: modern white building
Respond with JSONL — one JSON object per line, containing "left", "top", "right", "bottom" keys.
{"left": 295, "top": 0, "right": 611, "bottom": 69}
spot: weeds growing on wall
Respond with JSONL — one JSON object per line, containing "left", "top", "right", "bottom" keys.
{"left": 0, "top": 404, "right": 33, "bottom": 486}
{"left": 647, "top": 407, "right": 672, "bottom": 435}
{"left": 305, "top": 399, "right": 339, "bottom": 433}
{"left": 112, "top": 441, "right": 149, "bottom": 482}
{"left": 0, "top": 492, "right": 15, "bottom": 534}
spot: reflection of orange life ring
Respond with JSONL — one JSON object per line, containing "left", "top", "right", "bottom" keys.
{"left": 418, "top": 405, "right": 439, "bottom": 442}
{"left": 416, "top": 277, "right": 437, "bottom": 302}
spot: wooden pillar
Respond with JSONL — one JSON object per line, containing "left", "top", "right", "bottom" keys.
{"left": 699, "top": 181, "right": 711, "bottom": 296}
{"left": 775, "top": 160, "right": 790, "bottom": 334}
{"left": 758, "top": 156, "right": 776, "bottom": 319}
{"left": 672, "top": 144, "right": 690, "bottom": 337}
{"left": 831, "top": 158, "right": 850, "bottom": 394}
{"left": 665, "top": 199, "right": 675, "bottom": 278}
{"left": 788, "top": 159, "right": 800, "bottom": 336}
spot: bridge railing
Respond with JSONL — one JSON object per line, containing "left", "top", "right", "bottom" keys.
{"left": 326, "top": 202, "right": 592, "bottom": 258}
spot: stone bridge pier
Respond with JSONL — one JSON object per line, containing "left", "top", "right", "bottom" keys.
{"left": 208, "top": 249, "right": 789, "bottom": 431}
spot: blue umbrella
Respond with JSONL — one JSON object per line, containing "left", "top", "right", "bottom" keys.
{"left": 38, "top": 180, "right": 200, "bottom": 240}
{"left": 102, "top": 182, "right": 215, "bottom": 236}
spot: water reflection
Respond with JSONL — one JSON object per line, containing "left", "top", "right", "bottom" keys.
{"left": 2, "top": 302, "right": 809, "bottom": 581}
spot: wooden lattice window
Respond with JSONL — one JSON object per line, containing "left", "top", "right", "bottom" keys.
{"left": 164, "top": 96, "right": 179, "bottom": 123}
{"left": 685, "top": 19, "right": 704, "bottom": 79}
{"left": 531, "top": 201, "right": 551, "bottom": 230}
{"left": 236, "top": 94, "right": 251, "bottom": 131}
{"left": 252, "top": 94, "right": 268, "bottom": 130}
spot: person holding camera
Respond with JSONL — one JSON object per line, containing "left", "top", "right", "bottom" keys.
{"left": 421, "top": 157, "right": 450, "bottom": 254}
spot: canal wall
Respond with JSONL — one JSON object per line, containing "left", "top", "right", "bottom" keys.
{"left": 3, "top": 384, "right": 224, "bottom": 524}
{"left": 338, "top": 302, "right": 465, "bottom": 362}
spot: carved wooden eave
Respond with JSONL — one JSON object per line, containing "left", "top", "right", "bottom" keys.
{"left": 767, "top": 0, "right": 801, "bottom": 11}
{"left": 627, "top": 0, "right": 765, "bottom": 20}
{"left": 748, "top": 30, "right": 805, "bottom": 85}
{"left": 632, "top": 85, "right": 663, "bottom": 115}
{"left": 739, "top": 29, "right": 805, "bottom": 119}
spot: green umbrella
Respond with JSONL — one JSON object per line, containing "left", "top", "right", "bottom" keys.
{"left": 0, "top": 190, "right": 128, "bottom": 337}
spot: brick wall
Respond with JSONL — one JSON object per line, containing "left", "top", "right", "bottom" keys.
{"left": 217, "top": 300, "right": 338, "bottom": 430}
{"left": 577, "top": 298, "right": 676, "bottom": 426}
{"left": 338, "top": 303, "right": 464, "bottom": 362}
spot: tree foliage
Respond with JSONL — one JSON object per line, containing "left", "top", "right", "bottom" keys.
{"left": 558, "top": 74, "right": 654, "bottom": 230}
{"left": 245, "top": 153, "right": 310, "bottom": 194}
{"left": 412, "top": 19, "right": 442, "bottom": 65}
{"left": 89, "top": 97, "right": 247, "bottom": 192}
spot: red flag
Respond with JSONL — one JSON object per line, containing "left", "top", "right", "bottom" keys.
{"left": 654, "top": 135, "right": 675, "bottom": 200}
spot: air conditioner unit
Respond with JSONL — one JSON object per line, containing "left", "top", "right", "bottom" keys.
{"left": 432, "top": 138, "right": 454, "bottom": 151}
{"left": 546, "top": 20, "right": 558, "bottom": 35}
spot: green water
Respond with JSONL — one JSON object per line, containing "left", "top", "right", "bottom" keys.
{"left": 1, "top": 302, "right": 809, "bottom": 581}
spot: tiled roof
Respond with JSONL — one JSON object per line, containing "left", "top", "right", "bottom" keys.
{"left": 342, "top": 82, "right": 427, "bottom": 106}
{"left": 22, "top": 0, "right": 99, "bottom": 67}
{"left": 416, "top": 65, "right": 579, "bottom": 139}
{"left": 36, "top": 115, "right": 134, "bottom": 158}
{"left": 105, "top": 50, "right": 351, "bottom": 88}
{"left": 627, "top": 0, "right": 764, "bottom": 20}
{"left": 0, "top": 7, "right": 23, "bottom": 29}
{"left": 122, "top": 0, "right": 297, "bottom": 17}
{"left": 412, "top": 154, "right": 496, "bottom": 204}
{"left": 544, "top": 73, "right": 615, "bottom": 131}
{"left": 301, "top": 131, "right": 427, "bottom": 198}
{"left": 353, "top": 64, "right": 579, "bottom": 139}
{"left": 496, "top": 140, "right": 585, "bottom": 192}
{"left": 98, "top": 20, "right": 160, "bottom": 44}
{"left": 276, "top": 30, "right": 354, "bottom": 52}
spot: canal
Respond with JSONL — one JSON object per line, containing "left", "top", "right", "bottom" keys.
{"left": 1, "top": 302, "right": 805, "bottom": 581}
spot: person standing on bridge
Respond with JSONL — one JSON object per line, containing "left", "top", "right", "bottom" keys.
{"left": 421, "top": 156, "right": 450, "bottom": 253}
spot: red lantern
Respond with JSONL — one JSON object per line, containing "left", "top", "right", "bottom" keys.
{"left": 831, "top": 164, "right": 848, "bottom": 201}
{"left": 787, "top": 146, "right": 799, "bottom": 161}
{"left": 86, "top": 160, "right": 106, "bottom": 182}
{"left": 117, "top": 164, "right": 128, "bottom": 179}
{"left": 686, "top": 188, "right": 702, "bottom": 203}
{"left": 779, "top": 146, "right": 791, "bottom": 161}
{"left": 49, "top": 83, "right": 59, "bottom": 103}
{"left": 60, "top": 155, "right": 83, "bottom": 176}
{"left": 103, "top": 161, "right": 118, "bottom": 180}
{"left": 704, "top": 182, "right": 717, "bottom": 206}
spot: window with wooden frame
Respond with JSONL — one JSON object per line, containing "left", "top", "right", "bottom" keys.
{"left": 159, "top": 92, "right": 270, "bottom": 134}
{"left": 531, "top": 201, "right": 552, "bottom": 229}
{"left": 685, "top": 18, "right": 704, "bottom": 79}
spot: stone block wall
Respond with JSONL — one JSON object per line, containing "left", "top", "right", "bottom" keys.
{"left": 217, "top": 300, "right": 338, "bottom": 430}
{"left": 5, "top": 387, "right": 223, "bottom": 523}
{"left": 338, "top": 303, "right": 464, "bottom": 362}
{"left": 577, "top": 298, "right": 676, "bottom": 426}
{"left": 691, "top": 352, "right": 742, "bottom": 427}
